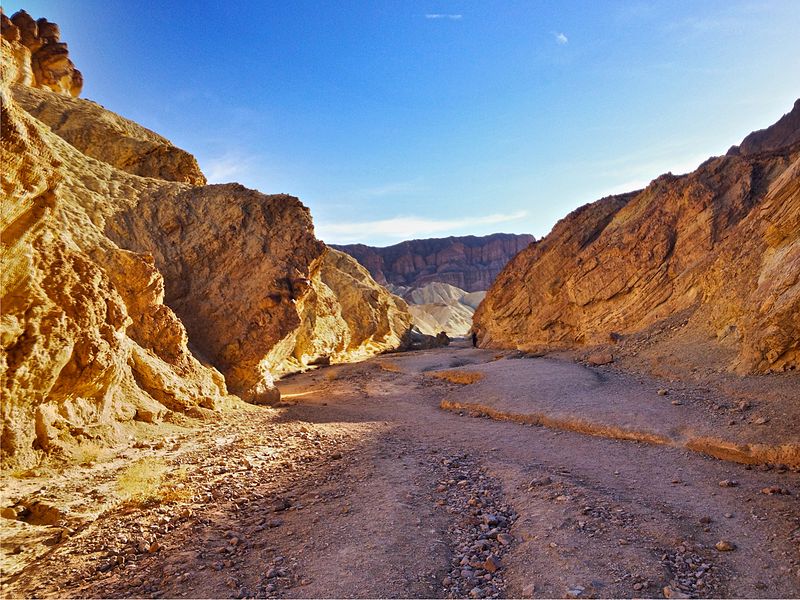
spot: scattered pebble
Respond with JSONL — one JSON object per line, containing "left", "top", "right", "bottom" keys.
{"left": 715, "top": 540, "right": 736, "bottom": 552}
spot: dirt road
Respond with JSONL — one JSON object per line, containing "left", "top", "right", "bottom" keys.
{"left": 3, "top": 343, "right": 799, "bottom": 598}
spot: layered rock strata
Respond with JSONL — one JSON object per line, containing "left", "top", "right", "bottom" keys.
{"left": 334, "top": 233, "right": 534, "bottom": 293}
{"left": 475, "top": 101, "right": 800, "bottom": 374}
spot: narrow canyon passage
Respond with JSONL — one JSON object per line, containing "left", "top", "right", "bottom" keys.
{"left": 4, "top": 343, "right": 798, "bottom": 599}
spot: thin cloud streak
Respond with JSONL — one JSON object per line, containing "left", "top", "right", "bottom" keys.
{"left": 555, "top": 32, "right": 568, "bottom": 44}
{"left": 316, "top": 211, "right": 527, "bottom": 244}
{"left": 203, "top": 153, "right": 258, "bottom": 184}
{"left": 425, "top": 13, "right": 463, "bottom": 20}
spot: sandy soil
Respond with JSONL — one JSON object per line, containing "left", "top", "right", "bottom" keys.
{"left": 2, "top": 342, "right": 798, "bottom": 599}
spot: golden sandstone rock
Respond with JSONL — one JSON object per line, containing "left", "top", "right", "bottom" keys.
{"left": 475, "top": 100, "right": 800, "bottom": 374}
{"left": 1, "top": 13, "right": 415, "bottom": 468}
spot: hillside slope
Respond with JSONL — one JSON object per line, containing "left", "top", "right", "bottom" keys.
{"left": 474, "top": 101, "right": 800, "bottom": 374}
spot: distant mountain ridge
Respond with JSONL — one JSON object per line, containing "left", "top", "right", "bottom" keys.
{"left": 333, "top": 233, "right": 534, "bottom": 293}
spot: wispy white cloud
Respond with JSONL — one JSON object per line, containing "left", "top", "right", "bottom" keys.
{"left": 348, "top": 180, "right": 427, "bottom": 200}
{"left": 554, "top": 31, "right": 568, "bottom": 45}
{"left": 201, "top": 152, "right": 262, "bottom": 185}
{"left": 425, "top": 13, "right": 463, "bottom": 20}
{"left": 315, "top": 211, "right": 527, "bottom": 244}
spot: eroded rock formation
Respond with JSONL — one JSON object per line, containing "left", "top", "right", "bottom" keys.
{"left": 1, "top": 13, "right": 415, "bottom": 468}
{"left": 475, "top": 101, "right": 800, "bottom": 374}
{"left": 1, "top": 10, "right": 82, "bottom": 97}
{"left": 1, "top": 58, "right": 227, "bottom": 469}
{"left": 334, "top": 233, "right": 534, "bottom": 293}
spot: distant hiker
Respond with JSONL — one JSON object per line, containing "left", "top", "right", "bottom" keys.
{"left": 471, "top": 331, "right": 478, "bottom": 347}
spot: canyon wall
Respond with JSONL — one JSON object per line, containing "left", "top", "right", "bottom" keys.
{"left": 1, "top": 12, "right": 415, "bottom": 468}
{"left": 334, "top": 233, "right": 534, "bottom": 293}
{"left": 475, "top": 101, "right": 800, "bottom": 374}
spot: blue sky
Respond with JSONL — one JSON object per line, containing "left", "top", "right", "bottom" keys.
{"left": 7, "top": 1, "right": 800, "bottom": 245}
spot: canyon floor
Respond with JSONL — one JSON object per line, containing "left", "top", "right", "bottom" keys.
{"left": 2, "top": 342, "right": 799, "bottom": 599}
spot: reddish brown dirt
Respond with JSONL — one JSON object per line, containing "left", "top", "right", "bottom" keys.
{"left": 2, "top": 342, "right": 799, "bottom": 599}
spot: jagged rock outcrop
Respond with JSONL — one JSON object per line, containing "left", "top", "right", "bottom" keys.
{"left": 12, "top": 86, "right": 206, "bottom": 185}
{"left": 334, "top": 233, "right": 534, "bottom": 292}
{"left": 1, "top": 55, "right": 227, "bottom": 469}
{"left": 729, "top": 98, "right": 800, "bottom": 157}
{"left": 283, "top": 249, "right": 414, "bottom": 374}
{"left": 1, "top": 10, "right": 82, "bottom": 97}
{"left": 1, "top": 13, "right": 416, "bottom": 467}
{"left": 475, "top": 100, "right": 800, "bottom": 374}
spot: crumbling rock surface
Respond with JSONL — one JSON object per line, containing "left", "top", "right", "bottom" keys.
{"left": 1, "top": 16, "right": 417, "bottom": 466}
{"left": 2, "top": 10, "right": 82, "bottom": 97}
{"left": 12, "top": 86, "right": 206, "bottom": 185}
{"left": 334, "top": 233, "right": 534, "bottom": 293}
{"left": 475, "top": 100, "right": 800, "bottom": 374}
{"left": 1, "top": 66, "right": 226, "bottom": 469}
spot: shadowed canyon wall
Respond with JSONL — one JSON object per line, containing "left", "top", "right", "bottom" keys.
{"left": 1, "top": 11, "right": 415, "bottom": 468}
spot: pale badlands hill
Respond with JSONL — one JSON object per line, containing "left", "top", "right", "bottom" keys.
{"left": 0, "top": 10, "right": 419, "bottom": 470}
{"left": 475, "top": 100, "right": 800, "bottom": 376}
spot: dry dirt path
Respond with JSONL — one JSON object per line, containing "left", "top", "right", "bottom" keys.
{"left": 3, "top": 342, "right": 799, "bottom": 599}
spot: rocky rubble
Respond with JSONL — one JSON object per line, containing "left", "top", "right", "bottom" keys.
{"left": 475, "top": 100, "right": 800, "bottom": 374}
{"left": 434, "top": 454, "right": 517, "bottom": 599}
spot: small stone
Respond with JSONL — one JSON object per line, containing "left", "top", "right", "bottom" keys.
{"left": 761, "top": 486, "right": 789, "bottom": 495}
{"left": 663, "top": 585, "right": 690, "bottom": 598}
{"left": 522, "top": 583, "right": 536, "bottom": 597}
{"left": 753, "top": 417, "right": 768, "bottom": 425}
{"left": 496, "top": 533, "right": 514, "bottom": 546}
{"left": 1, "top": 507, "right": 18, "bottom": 520}
{"left": 587, "top": 352, "right": 613, "bottom": 366}
{"left": 268, "top": 519, "right": 283, "bottom": 528}
{"left": 330, "top": 452, "right": 343, "bottom": 460}
{"left": 633, "top": 582, "right": 643, "bottom": 591}
{"left": 718, "top": 479, "right": 738, "bottom": 487}
{"left": 148, "top": 542, "right": 160, "bottom": 553}
{"left": 566, "top": 586, "right": 585, "bottom": 598}
{"left": 715, "top": 540, "right": 736, "bottom": 552}
{"left": 671, "top": 400, "right": 683, "bottom": 406}
{"left": 273, "top": 498, "right": 291, "bottom": 512}
{"left": 657, "top": 389, "right": 669, "bottom": 396}
{"left": 229, "top": 537, "right": 240, "bottom": 546}
{"left": 469, "top": 586, "right": 484, "bottom": 598}
{"left": 724, "top": 512, "right": 733, "bottom": 518}
{"left": 528, "top": 476, "right": 552, "bottom": 487}
{"left": 483, "top": 554, "right": 502, "bottom": 573}
{"left": 699, "top": 516, "right": 712, "bottom": 524}
{"left": 737, "top": 400, "right": 751, "bottom": 411}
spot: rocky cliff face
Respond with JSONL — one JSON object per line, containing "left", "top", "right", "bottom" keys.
{"left": 475, "top": 101, "right": 800, "bottom": 374}
{"left": 1, "top": 10, "right": 82, "bottom": 97}
{"left": 1, "top": 13, "right": 415, "bottom": 468}
{"left": 334, "top": 233, "right": 534, "bottom": 293}
{"left": 1, "top": 47, "right": 227, "bottom": 469}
